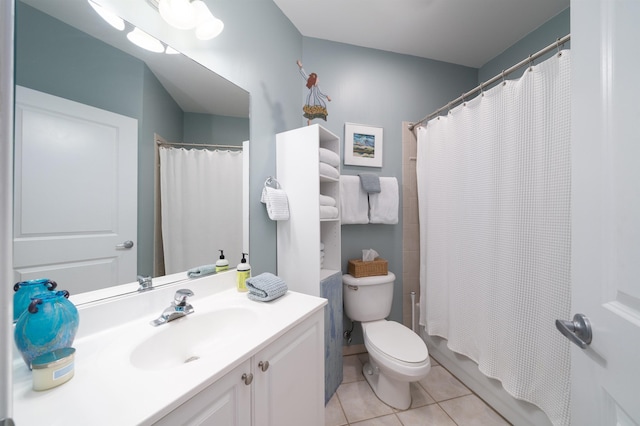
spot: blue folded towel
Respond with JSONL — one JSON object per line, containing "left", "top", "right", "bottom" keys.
{"left": 187, "top": 264, "right": 217, "bottom": 278}
{"left": 246, "top": 272, "right": 288, "bottom": 302}
{"left": 358, "top": 172, "right": 381, "bottom": 193}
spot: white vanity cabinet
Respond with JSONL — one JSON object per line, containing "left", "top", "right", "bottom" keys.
{"left": 253, "top": 309, "right": 325, "bottom": 426}
{"left": 153, "top": 360, "right": 252, "bottom": 426}
{"left": 154, "top": 310, "right": 324, "bottom": 426}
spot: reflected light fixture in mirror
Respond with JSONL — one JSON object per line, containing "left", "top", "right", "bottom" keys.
{"left": 156, "top": 0, "right": 224, "bottom": 40}
{"left": 127, "top": 27, "right": 165, "bottom": 53}
{"left": 88, "top": 0, "right": 179, "bottom": 55}
{"left": 87, "top": 0, "right": 124, "bottom": 31}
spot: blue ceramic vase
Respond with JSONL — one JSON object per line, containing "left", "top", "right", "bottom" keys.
{"left": 13, "top": 278, "right": 57, "bottom": 321}
{"left": 14, "top": 290, "right": 79, "bottom": 369}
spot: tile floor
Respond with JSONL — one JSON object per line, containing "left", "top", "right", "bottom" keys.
{"left": 326, "top": 353, "right": 511, "bottom": 426}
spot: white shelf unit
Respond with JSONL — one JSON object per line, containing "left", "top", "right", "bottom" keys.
{"left": 276, "top": 124, "right": 341, "bottom": 297}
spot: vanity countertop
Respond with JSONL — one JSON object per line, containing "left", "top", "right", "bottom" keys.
{"left": 12, "top": 276, "right": 327, "bottom": 425}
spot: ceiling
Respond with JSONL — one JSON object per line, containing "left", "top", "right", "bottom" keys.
{"left": 272, "top": 0, "right": 570, "bottom": 68}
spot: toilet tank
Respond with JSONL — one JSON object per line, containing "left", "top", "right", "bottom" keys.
{"left": 342, "top": 272, "right": 396, "bottom": 322}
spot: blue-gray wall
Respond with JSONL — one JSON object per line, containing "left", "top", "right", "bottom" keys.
{"left": 479, "top": 8, "right": 570, "bottom": 83}
{"left": 300, "top": 38, "right": 478, "bottom": 343}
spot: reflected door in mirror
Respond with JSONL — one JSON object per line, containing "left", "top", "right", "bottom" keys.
{"left": 13, "top": 86, "right": 138, "bottom": 295}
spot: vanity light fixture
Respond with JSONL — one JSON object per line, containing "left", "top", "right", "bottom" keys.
{"left": 156, "top": 0, "right": 224, "bottom": 40}
{"left": 87, "top": 0, "right": 125, "bottom": 31}
{"left": 126, "top": 27, "right": 165, "bottom": 53}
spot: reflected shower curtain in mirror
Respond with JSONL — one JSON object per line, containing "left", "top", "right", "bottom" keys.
{"left": 159, "top": 146, "right": 243, "bottom": 274}
{"left": 416, "top": 51, "right": 571, "bottom": 425}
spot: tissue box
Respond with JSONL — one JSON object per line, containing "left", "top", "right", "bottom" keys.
{"left": 348, "top": 258, "right": 388, "bottom": 278}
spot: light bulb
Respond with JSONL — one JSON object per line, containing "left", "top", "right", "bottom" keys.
{"left": 192, "top": 1, "right": 224, "bottom": 40}
{"left": 127, "top": 27, "right": 164, "bottom": 53}
{"left": 87, "top": 0, "right": 125, "bottom": 31}
{"left": 158, "top": 0, "right": 196, "bottom": 30}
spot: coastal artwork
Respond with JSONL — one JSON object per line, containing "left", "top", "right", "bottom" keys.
{"left": 344, "top": 123, "right": 383, "bottom": 167}
{"left": 352, "top": 133, "right": 375, "bottom": 158}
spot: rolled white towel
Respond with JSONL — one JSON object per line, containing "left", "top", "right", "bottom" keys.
{"left": 319, "top": 148, "right": 340, "bottom": 167}
{"left": 320, "top": 205, "right": 339, "bottom": 219}
{"left": 319, "top": 194, "right": 336, "bottom": 206}
{"left": 340, "top": 175, "right": 369, "bottom": 224}
{"left": 319, "top": 162, "right": 340, "bottom": 180}
{"left": 369, "top": 177, "right": 399, "bottom": 224}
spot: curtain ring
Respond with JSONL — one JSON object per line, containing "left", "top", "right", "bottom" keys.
{"left": 447, "top": 102, "right": 452, "bottom": 115}
{"left": 480, "top": 82, "right": 485, "bottom": 97}
{"left": 502, "top": 70, "right": 506, "bottom": 86}
{"left": 528, "top": 54, "right": 534, "bottom": 71}
{"left": 461, "top": 92, "right": 466, "bottom": 106}
{"left": 556, "top": 37, "right": 563, "bottom": 57}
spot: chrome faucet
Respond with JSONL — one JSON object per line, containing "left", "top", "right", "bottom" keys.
{"left": 151, "top": 289, "right": 195, "bottom": 326}
{"left": 137, "top": 275, "right": 153, "bottom": 292}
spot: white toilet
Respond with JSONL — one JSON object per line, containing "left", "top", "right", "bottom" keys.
{"left": 343, "top": 272, "right": 430, "bottom": 410}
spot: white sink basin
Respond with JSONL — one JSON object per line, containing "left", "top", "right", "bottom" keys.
{"left": 130, "top": 306, "right": 260, "bottom": 371}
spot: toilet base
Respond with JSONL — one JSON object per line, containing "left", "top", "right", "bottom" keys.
{"left": 362, "top": 361, "right": 412, "bottom": 410}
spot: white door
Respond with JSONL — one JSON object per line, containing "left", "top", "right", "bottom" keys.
{"left": 13, "top": 86, "right": 138, "bottom": 295}
{"left": 569, "top": 1, "right": 640, "bottom": 424}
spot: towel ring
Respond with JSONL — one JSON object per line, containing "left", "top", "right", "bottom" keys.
{"left": 264, "top": 176, "right": 281, "bottom": 189}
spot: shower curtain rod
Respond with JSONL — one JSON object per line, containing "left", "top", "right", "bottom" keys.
{"left": 156, "top": 140, "right": 243, "bottom": 150}
{"left": 408, "top": 33, "right": 570, "bottom": 131}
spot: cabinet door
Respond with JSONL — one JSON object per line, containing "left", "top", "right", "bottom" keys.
{"left": 154, "top": 361, "right": 252, "bottom": 426}
{"left": 253, "top": 312, "right": 324, "bottom": 426}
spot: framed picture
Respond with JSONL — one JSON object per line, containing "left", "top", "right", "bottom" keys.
{"left": 344, "top": 123, "right": 383, "bottom": 167}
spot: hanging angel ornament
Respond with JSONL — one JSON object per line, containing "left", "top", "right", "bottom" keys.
{"left": 297, "top": 60, "right": 331, "bottom": 125}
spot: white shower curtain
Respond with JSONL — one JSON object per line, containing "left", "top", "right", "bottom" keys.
{"left": 159, "top": 146, "right": 243, "bottom": 274}
{"left": 416, "top": 51, "right": 571, "bottom": 425}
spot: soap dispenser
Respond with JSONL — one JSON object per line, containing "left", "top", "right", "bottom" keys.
{"left": 236, "top": 253, "right": 250, "bottom": 292}
{"left": 216, "top": 250, "right": 229, "bottom": 272}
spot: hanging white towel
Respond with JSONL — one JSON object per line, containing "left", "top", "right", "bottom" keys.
{"left": 369, "top": 177, "right": 399, "bottom": 224}
{"left": 260, "top": 178, "right": 290, "bottom": 221}
{"left": 319, "top": 162, "right": 340, "bottom": 180}
{"left": 340, "top": 175, "right": 369, "bottom": 224}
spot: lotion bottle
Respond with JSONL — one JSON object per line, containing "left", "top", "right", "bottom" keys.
{"left": 215, "top": 250, "right": 229, "bottom": 272}
{"left": 236, "top": 253, "right": 250, "bottom": 292}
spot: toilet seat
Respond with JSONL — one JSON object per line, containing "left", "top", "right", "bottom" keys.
{"left": 363, "top": 321, "right": 428, "bottom": 364}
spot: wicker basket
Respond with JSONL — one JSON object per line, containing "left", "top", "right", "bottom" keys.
{"left": 347, "top": 258, "right": 388, "bottom": 278}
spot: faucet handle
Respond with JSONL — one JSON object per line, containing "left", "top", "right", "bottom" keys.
{"left": 174, "top": 289, "right": 194, "bottom": 306}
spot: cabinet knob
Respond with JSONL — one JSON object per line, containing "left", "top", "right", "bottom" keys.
{"left": 258, "top": 361, "right": 270, "bottom": 372}
{"left": 242, "top": 373, "right": 253, "bottom": 385}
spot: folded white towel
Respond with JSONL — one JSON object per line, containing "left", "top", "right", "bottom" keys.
{"left": 261, "top": 186, "right": 290, "bottom": 221}
{"left": 319, "top": 162, "right": 340, "bottom": 180}
{"left": 319, "top": 194, "right": 336, "bottom": 206}
{"left": 369, "top": 177, "right": 399, "bottom": 224}
{"left": 320, "top": 205, "right": 339, "bottom": 219}
{"left": 319, "top": 148, "right": 340, "bottom": 167}
{"left": 340, "top": 175, "right": 369, "bottom": 224}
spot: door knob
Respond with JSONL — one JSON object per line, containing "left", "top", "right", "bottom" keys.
{"left": 258, "top": 361, "right": 269, "bottom": 372}
{"left": 116, "top": 240, "right": 134, "bottom": 249}
{"left": 555, "top": 313, "right": 592, "bottom": 349}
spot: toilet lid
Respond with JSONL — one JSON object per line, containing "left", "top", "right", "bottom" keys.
{"left": 365, "top": 321, "right": 428, "bottom": 363}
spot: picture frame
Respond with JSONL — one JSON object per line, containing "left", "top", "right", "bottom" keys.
{"left": 343, "top": 123, "right": 383, "bottom": 167}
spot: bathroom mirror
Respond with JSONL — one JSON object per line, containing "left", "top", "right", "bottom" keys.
{"left": 13, "top": 0, "right": 250, "bottom": 300}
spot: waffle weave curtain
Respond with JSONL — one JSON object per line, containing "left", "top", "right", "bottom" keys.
{"left": 416, "top": 51, "right": 571, "bottom": 426}
{"left": 160, "top": 146, "right": 243, "bottom": 274}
